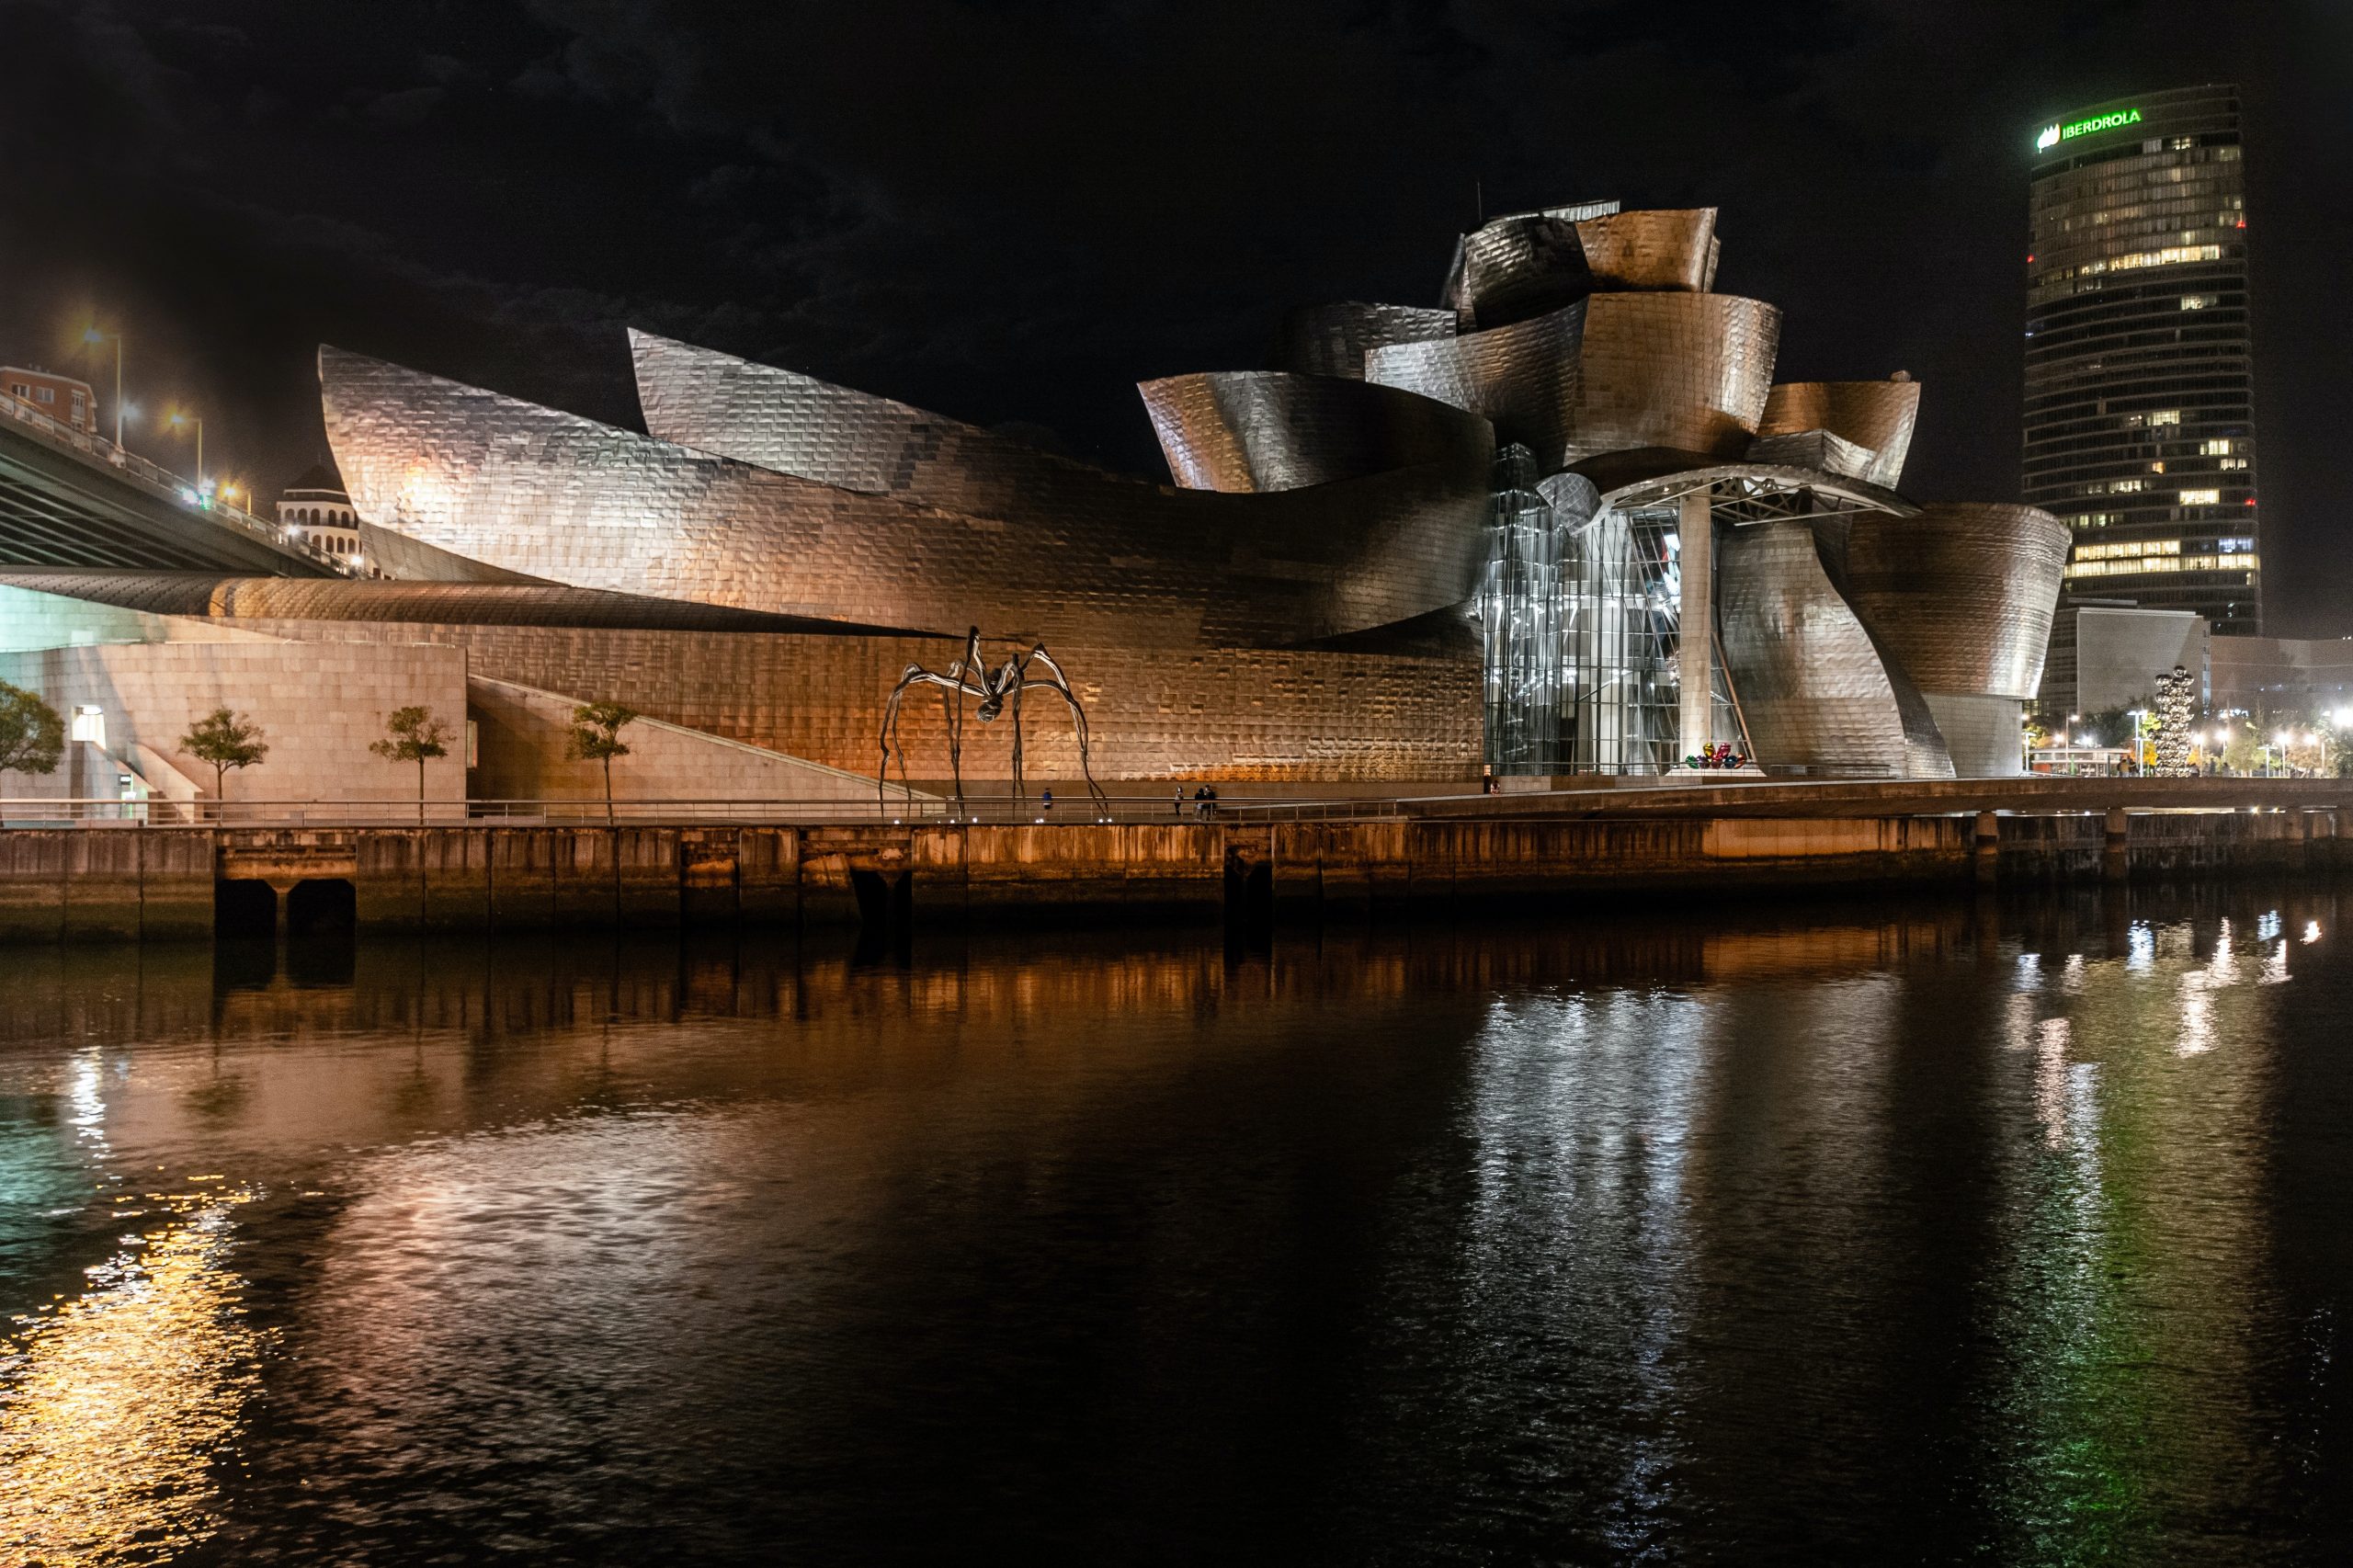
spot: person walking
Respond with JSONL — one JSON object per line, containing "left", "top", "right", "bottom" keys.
{"left": 1173, "top": 789, "right": 1185, "bottom": 818}
{"left": 1040, "top": 789, "right": 1054, "bottom": 812}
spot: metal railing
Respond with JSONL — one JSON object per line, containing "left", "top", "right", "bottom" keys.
{"left": 0, "top": 391, "right": 356, "bottom": 574}
{"left": 0, "top": 793, "right": 1421, "bottom": 828}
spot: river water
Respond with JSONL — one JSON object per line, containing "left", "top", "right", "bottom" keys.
{"left": 2, "top": 888, "right": 2349, "bottom": 1564}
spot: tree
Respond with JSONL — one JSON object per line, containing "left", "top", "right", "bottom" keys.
{"left": 566, "top": 701, "right": 637, "bottom": 822}
{"left": 0, "top": 681, "right": 65, "bottom": 777}
{"left": 180, "top": 707, "right": 267, "bottom": 812}
{"left": 369, "top": 705, "right": 452, "bottom": 822}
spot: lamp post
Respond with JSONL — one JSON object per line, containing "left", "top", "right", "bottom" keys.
{"left": 166, "top": 409, "right": 203, "bottom": 490}
{"left": 80, "top": 327, "right": 123, "bottom": 449}
{"left": 2128, "top": 708, "right": 2146, "bottom": 775}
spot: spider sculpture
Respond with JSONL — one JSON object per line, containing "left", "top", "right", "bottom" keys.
{"left": 879, "top": 626, "right": 1110, "bottom": 815}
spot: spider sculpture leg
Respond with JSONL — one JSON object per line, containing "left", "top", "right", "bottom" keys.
{"left": 878, "top": 665, "right": 927, "bottom": 813}
{"left": 938, "top": 681, "right": 962, "bottom": 809}
{"left": 1026, "top": 644, "right": 1111, "bottom": 812}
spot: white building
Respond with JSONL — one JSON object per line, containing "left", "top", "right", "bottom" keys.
{"left": 275, "top": 462, "right": 363, "bottom": 562}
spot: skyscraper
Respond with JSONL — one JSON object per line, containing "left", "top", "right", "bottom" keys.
{"left": 2026, "top": 84, "right": 2260, "bottom": 699}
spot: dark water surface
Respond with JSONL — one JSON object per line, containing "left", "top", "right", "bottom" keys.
{"left": 4, "top": 888, "right": 2352, "bottom": 1565}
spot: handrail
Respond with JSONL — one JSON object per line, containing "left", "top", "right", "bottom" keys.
{"left": 0, "top": 794, "right": 1420, "bottom": 827}
{"left": 6, "top": 777, "right": 2336, "bottom": 830}
{"left": 0, "top": 390, "right": 356, "bottom": 575}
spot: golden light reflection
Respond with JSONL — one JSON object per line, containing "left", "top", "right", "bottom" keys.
{"left": 0, "top": 1189, "right": 262, "bottom": 1566}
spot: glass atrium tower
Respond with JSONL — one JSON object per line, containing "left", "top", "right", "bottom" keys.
{"left": 2026, "top": 84, "right": 2261, "bottom": 643}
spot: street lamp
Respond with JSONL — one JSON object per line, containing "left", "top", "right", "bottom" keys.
{"left": 165, "top": 409, "right": 203, "bottom": 490}
{"left": 80, "top": 326, "right": 124, "bottom": 449}
{"left": 2128, "top": 708, "right": 2146, "bottom": 774}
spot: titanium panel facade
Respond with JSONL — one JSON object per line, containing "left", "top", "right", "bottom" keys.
{"left": 1137, "top": 371, "right": 1492, "bottom": 494}
{"left": 1271, "top": 302, "right": 1457, "bottom": 380}
{"left": 1573, "top": 293, "right": 1780, "bottom": 461}
{"left": 1442, "top": 213, "right": 1594, "bottom": 331}
{"left": 139, "top": 612, "right": 1482, "bottom": 783}
{"left": 1364, "top": 301, "right": 1586, "bottom": 462}
{"left": 1718, "top": 519, "right": 1954, "bottom": 778}
{"left": 322, "top": 347, "right": 1492, "bottom": 652}
{"left": 1837, "top": 504, "right": 2071, "bottom": 699}
{"left": 630, "top": 328, "right": 1134, "bottom": 522}
{"left": 1368, "top": 293, "right": 1779, "bottom": 472}
{"left": 1755, "top": 380, "right": 1921, "bottom": 488}
{"left": 1574, "top": 209, "right": 1720, "bottom": 292}
{"left": 0, "top": 572, "right": 921, "bottom": 636}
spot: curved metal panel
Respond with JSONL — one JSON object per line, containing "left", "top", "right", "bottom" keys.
{"left": 1440, "top": 213, "right": 1593, "bottom": 331}
{"left": 1756, "top": 381, "right": 1922, "bottom": 488}
{"left": 1364, "top": 301, "right": 1586, "bottom": 464}
{"left": 1718, "top": 518, "right": 1953, "bottom": 778}
{"left": 1367, "top": 293, "right": 1779, "bottom": 471}
{"left": 1574, "top": 293, "right": 1779, "bottom": 461}
{"left": 1137, "top": 371, "right": 1492, "bottom": 493}
{"left": 1574, "top": 209, "right": 1719, "bottom": 291}
{"left": 1836, "top": 503, "right": 2071, "bottom": 699}
{"left": 631, "top": 328, "right": 1112, "bottom": 522}
{"left": 322, "top": 347, "right": 1492, "bottom": 652}
{"left": 0, "top": 572, "right": 922, "bottom": 635}
{"left": 1923, "top": 692, "right": 2029, "bottom": 778}
{"left": 1270, "top": 302, "right": 1456, "bottom": 380}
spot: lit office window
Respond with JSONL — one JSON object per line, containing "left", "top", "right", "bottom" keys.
{"left": 2179, "top": 488, "right": 2222, "bottom": 505}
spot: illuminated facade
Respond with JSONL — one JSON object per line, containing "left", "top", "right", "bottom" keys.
{"left": 0, "top": 198, "right": 2068, "bottom": 794}
{"left": 2027, "top": 84, "right": 2261, "bottom": 666}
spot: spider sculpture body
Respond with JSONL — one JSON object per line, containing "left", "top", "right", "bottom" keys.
{"left": 879, "top": 626, "right": 1110, "bottom": 815}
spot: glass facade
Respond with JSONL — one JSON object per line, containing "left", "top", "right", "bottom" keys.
{"left": 2026, "top": 84, "right": 2260, "bottom": 648}
{"left": 1478, "top": 447, "right": 1685, "bottom": 776}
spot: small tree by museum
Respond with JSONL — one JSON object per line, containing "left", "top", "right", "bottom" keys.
{"left": 566, "top": 701, "right": 637, "bottom": 823}
{"left": 180, "top": 707, "right": 268, "bottom": 815}
{"left": 369, "top": 705, "right": 453, "bottom": 823}
{"left": 0, "top": 681, "right": 65, "bottom": 778}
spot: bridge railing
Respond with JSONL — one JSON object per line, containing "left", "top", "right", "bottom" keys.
{"left": 0, "top": 391, "right": 355, "bottom": 575}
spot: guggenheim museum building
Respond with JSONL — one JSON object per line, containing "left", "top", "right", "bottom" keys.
{"left": 0, "top": 199, "right": 2067, "bottom": 807}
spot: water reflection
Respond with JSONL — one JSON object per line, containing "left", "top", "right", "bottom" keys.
{"left": 2, "top": 1171, "right": 261, "bottom": 1564}
{"left": 0, "top": 889, "right": 2343, "bottom": 1562}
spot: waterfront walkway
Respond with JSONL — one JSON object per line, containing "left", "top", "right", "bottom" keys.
{"left": 5, "top": 775, "right": 2347, "bottom": 830}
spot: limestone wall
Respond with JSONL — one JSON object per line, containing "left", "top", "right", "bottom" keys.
{"left": 0, "top": 641, "right": 469, "bottom": 806}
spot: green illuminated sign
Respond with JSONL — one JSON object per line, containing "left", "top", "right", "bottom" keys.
{"left": 2035, "top": 107, "right": 2143, "bottom": 152}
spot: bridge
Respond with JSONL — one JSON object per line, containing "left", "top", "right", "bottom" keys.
{"left": 0, "top": 390, "right": 346, "bottom": 574}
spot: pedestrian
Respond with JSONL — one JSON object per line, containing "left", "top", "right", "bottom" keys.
{"left": 1040, "top": 788, "right": 1053, "bottom": 812}
{"left": 1204, "top": 784, "right": 1218, "bottom": 819}
{"left": 1173, "top": 789, "right": 1185, "bottom": 818}
{"left": 1193, "top": 785, "right": 1208, "bottom": 820}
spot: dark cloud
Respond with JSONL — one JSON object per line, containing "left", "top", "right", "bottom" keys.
{"left": 1, "top": 0, "right": 2347, "bottom": 631}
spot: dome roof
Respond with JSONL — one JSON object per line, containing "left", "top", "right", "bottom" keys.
{"left": 282, "top": 460, "right": 347, "bottom": 499}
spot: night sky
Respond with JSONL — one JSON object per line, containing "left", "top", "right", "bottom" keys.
{"left": 3, "top": 2, "right": 2347, "bottom": 631}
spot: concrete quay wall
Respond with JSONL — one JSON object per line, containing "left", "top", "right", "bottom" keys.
{"left": 0, "top": 809, "right": 2340, "bottom": 941}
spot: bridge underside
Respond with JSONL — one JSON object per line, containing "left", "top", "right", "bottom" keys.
{"left": 0, "top": 420, "right": 332, "bottom": 575}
